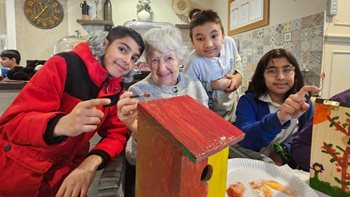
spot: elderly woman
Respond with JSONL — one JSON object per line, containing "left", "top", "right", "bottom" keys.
{"left": 117, "top": 26, "right": 208, "bottom": 166}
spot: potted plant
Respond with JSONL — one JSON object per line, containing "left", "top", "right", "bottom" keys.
{"left": 136, "top": 0, "right": 153, "bottom": 21}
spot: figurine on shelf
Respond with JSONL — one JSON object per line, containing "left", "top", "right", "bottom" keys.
{"left": 136, "top": 0, "right": 152, "bottom": 22}
{"left": 80, "top": 1, "right": 90, "bottom": 20}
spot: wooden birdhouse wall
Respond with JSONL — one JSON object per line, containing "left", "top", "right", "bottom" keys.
{"left": 135, "top": 96, "right": 244, "bottom": 197}
{"left": 136, "top": 113, "right": 208, "bottom": 197}
{"left": 310, "top": 100, "right": 350, "bottom": 196}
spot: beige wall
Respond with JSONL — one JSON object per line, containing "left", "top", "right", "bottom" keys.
{"left": 15, "top": 0, "right": 68, "bottom": 65}
{"left": 322, "top": 0, "right": 350, "bottom": 97}
{"left": 11, "top": 0, "right": 328, "bottom": 65}
{"left": 212, "top": 0, "right": 326, "bottom": 35}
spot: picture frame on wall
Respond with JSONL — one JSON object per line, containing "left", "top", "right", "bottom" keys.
{"left": 228, "top": 0, "right": 269, "bottom": 35}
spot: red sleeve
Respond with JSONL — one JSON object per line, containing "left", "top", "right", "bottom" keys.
{"left": 0, "top": 56, "right": 67, "bottom": 147}
{"left": 93, "top": 102, "right": 127, "bottom": 161}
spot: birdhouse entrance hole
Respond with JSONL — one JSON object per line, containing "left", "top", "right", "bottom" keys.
{"left": 201, "top": 164, "right": 213, "bottom": 183}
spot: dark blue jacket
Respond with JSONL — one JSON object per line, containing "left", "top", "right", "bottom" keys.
{"left": 235, "top": 92, "right": 314, "bottom": 152}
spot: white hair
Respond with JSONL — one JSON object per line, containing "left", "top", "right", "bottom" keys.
{"left": 143, "top": 26, "right": 186, "bottom": 64}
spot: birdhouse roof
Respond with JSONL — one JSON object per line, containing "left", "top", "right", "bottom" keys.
{"left": 138, "top": 95, "right": 245, "bottom": 162}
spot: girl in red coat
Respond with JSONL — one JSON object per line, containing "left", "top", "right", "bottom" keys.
{"left": 0, "top": 26, "right": 144, "bottom": 197}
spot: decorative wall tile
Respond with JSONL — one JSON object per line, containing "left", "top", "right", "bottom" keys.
{"left": 301, "top": 28, "right": 313, "bottom": 41}
{"left": 283, "top": 22, "right": 292, "bottom": 33}
{"left": 311, "top": 37, "right": 323, "bottom": 51}
{"left": 310, "top": 51, "right": 322, "bottom": 64}
{"left": 313, "top": 26, "right": 323, "bottom": 37}
{"left": 292, "top": 19, "right": 302, "bottom": 30}
{"left": 233, "top": 12, "right": 325, "bottom": 91}
{"left": 284, "top": 32, "right": 292, "bottom": 42}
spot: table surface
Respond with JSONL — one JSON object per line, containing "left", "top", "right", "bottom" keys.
{"left": 0, "top": 78, "right": 27, "bottom": 90}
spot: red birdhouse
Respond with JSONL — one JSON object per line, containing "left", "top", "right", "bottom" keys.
{"left": 135, "top": 95, "right": 244, "bottom": 197}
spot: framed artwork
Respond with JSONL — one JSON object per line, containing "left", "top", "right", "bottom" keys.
{"left": 228, "top": 0, "right": 269, "bottom": 35}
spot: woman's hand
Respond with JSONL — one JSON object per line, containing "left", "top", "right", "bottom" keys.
{"left": 277, "top": 85, "right": 319, "bottom": 124}
{"left": 117, "top": 91, "right": 139, "bottom": 136}
{"left": 54, "top": 98, "right": 111, "bottom": 137}
{"left": 56, "top": 155, "right": 101, "bottom": 197}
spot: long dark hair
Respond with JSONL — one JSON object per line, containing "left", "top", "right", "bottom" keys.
{"left": 248, "top": 48, "right": 304, "bottom": 100}
{"left": 189, "top": 9, "right": 224, "bottom": 41}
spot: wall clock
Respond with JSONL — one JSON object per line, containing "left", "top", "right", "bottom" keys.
{"left": 24, "top": 0, "right": 64, "bottom": 29}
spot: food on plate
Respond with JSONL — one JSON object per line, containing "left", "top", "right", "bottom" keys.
{"left": 262, "top": 180, "right": 297, "bottom": 197}
{"left": 227, "top": 179, "right": 298, "bottom": 197}
{"left": 226, "top": 182, "right": 245, "bottom": 197}
{"left": 249, "top": 180, "right": 272, "bottom": 197}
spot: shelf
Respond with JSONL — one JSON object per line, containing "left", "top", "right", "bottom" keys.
{"left": 175, "top": 24, "right": 189, "bottom": 29}
{"left": 77, "top": 19, "right": 113, "bottom": 26}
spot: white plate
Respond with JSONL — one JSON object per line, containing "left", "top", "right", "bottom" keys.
{"left": 226, "top": 158, "right": 318, "bottom": 197}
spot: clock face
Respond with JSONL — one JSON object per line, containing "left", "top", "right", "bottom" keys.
{"left": 24, "top": 0, "right": 64, "bottom": 29}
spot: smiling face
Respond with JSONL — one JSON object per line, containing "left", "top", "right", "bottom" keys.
{"left": 103, "top": 36, "right": 141, "bottom": 78}
{"left": 264, "top": 57, "right": 295, "bottom": 103}
{"left": 191, "top": 22, "right": 225, "bottom": 58}
{"left": 149, "top": 49, "right": 179, "bottom": 86}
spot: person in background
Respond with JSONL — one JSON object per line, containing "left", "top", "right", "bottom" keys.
{"left": 0, "top": 49, "right": 23, "bottom": 79}
{"left": 184, "top": 9, "right": 243, "bottom": 122}
{"left": 0, "top": 26, "right": 144, "bottom": 196}
{"left": 234, "top": 48, "right": 319, "bottom": 166}
{"left": 117, "top": 25, "right": 208, "bottom": 197}
{"left": 291, "top": 89, "right": 350, "bottom": 171}
{"left": 0, "top": 49, "right": 39, "bottom": 80}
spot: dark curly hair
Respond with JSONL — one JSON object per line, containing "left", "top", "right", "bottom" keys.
{"left": 248, "top": 48, "right": 304, "bottom": 100}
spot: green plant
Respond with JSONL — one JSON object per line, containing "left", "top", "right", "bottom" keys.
{"left": 136, "top": 0, "right": 152, "bottom": 13}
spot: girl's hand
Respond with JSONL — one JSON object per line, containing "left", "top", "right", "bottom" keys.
{"left": 117, "top": 91, "right": 139, "bottom": 136}
{"left": 277, "top": 85, "right": 319, "bottom": 124}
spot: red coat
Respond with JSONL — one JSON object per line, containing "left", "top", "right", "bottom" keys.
{"left": 0, "top": 42, "right": 127, "bottom": 196}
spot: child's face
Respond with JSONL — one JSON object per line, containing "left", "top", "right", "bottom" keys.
{"left": 148, "top": 49, "right": 179, "bottom": 86}
{"left": 0, "top": 57, "right": 15, "bottom": 68}
{"left": 103, "top": 36, "right": 141, "bottom": 78}
{"left": 191, "top": 22, "right": 224, "bottom": 58}
{"left": 264, "top": 57, "right": 295, "bottom": 100}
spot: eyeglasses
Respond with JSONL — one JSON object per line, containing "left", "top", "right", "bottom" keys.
{"left": 265, "top": 66, "right": 295, "bottom": 77}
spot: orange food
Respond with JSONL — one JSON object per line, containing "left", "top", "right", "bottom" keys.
{"left": 226, "top": 182, "right": 245, "bottom": 197}
{"left": 249, "top": 180, "right": 272, "bottom": 197}
{"left": 262, "top": 180, "right": 297, "bottom": 197}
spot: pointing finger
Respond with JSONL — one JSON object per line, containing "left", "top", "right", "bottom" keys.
{"left": 297, "top": 85, "right": 320, "bottom": 98}
{"left": 82, "top": 98, "right": 111, "bottom": 109}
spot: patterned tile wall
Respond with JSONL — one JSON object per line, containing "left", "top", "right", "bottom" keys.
{"left": 233, "top": 12, "right": 325, "bottom": 92}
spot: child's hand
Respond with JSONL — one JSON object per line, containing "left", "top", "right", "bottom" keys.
{"left": 277, "top": 85, "right": 320, "bottom": 124}
{"left": 117, "top": 91, "right": 139, "bottom": 136}
{"left": 54, "top": 98, "right": 111, "bottom": 137}
{"left": 225, "top": 73, "right": 242, "bottom": 93}
{"left": 211, "top": 77, "right": 232, "bottom": 91}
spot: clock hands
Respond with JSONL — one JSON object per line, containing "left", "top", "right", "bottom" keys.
{"left": 39, "top": 2, "right": 44, "bottom": 10}
{"left": 34, "top": 5, "right": 48, "bottom": 21}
